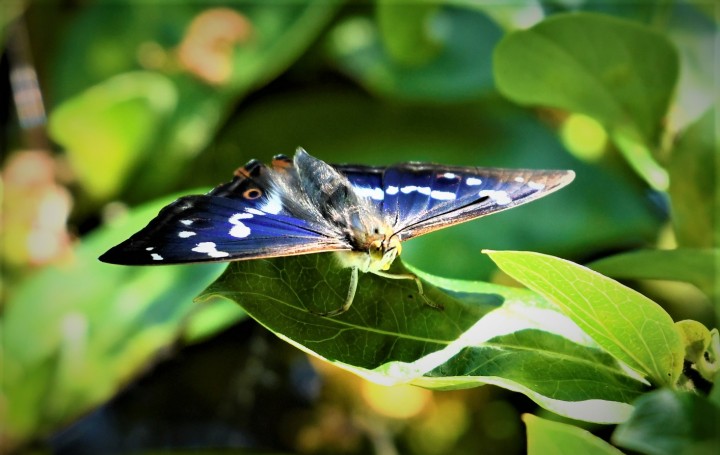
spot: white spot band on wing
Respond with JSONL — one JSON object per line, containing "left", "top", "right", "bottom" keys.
{"left": 528, "top": 181, "right": 546, "bottom": 190}
{"left": 229, "top": 213, "right": 253, "bottom": 223}
{"left": 229, "top": 223, "right": 251, "bottom": 238}
{"left": 229, "top": 213, "right": 252, "bottom": 238}
{"left": 400, "top": 185, "right": 431, "bottom": 195}
{"left": 430, "top": 190, "right": 456, "bottom": 200}
{"left": 385, "top": 186, "right": 399, "bottom": 195}
{"left": 180, "top": 219, "right": 193, "bottom": 226}
{"left": 466, "top": 177, "right": 482, "bottom": 186}
{"left": 192, "top": 242, "right": 230, "bottom": 258}
{"left": 178, "top": 231, "right": 196, "bottom": 238}
{"left": 354, "top": 186, "right": 384, "bottom": 201}
{"left": 479, "top": 189, "right": 512, "bottom": 205}
{"left": 151, "top": 253, "right": 163, "bottom": 261}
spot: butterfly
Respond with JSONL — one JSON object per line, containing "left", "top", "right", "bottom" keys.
{"left": 100, "top": 148, "right": 575, "bottom": 316}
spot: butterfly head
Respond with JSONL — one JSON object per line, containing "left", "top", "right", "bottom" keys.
{"left": 366, "top": 227, "right": 401, "bottom": 272}
{"left": 336, "top": 224, "right": 401, "bottom": 274}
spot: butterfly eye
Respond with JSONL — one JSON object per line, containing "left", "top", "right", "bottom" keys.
{"left": 243, "top": 188, "right": 263, "bottom": 200}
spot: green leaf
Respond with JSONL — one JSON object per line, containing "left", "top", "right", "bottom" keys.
{"left": 486, "top": 250, "right": 685, "bottom": 387}
{"left": 376, "top": 0, "right": 441, "bottom": 66}
{"left": 1, "top": 193, "right": 226, "bottom": 447}
{"left": 48, "top": 71, "right": 177, "bottom": 200}
{"left": 588, "top": 249, "right": 718, "bottom": 301}
{"left": 668, "top": 109, "right": 718, "bottom": 249}
{"left": 201, "top": 254, "right": 645, "bottom": 423}
{"left": 328, "top": 6, "right": 502, "bottom": 101}
{"left": 494, "top": 12, "right": 679, "bottom": 189}
{"left": 524, "top": 414, "right": 625, "bottom": 455}
{"left": 422, "top": 329, "right": 644, "bottom": 423}
{"left": 51, "top": 1, "right": 341, "bottom": 202}
{"left": 200, "top": 254, "right": 489, "bottom": 373}
{"left": 613, "top": 389, "right": 720, "bottom": 455}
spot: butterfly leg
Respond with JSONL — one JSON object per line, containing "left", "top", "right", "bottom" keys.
{"left": 371, "top": 271, "right": 443, "bottom": 310}
{"left": 316, "top": 266, "right": 359, "bottom": 317}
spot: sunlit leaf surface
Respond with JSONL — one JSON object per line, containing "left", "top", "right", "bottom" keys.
{"left": 486, "top": 250, "right": 685, "bottom": 387}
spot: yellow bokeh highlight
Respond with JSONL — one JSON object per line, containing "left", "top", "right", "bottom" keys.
{"left": 360, "top": 382, "right": 431, "bottom": 419}
{"left": 561, "top": 113, "right": 608, "bottom": 161}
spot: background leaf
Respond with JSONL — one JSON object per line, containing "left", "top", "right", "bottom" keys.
{"left": 49, "top": 71, "right": 177, "bottom": 200}
{"left": 1, "top": 194, "right": 227, "bottom": 445}
{"left": 376, "top": 0, "right": 441, "bottom": 66}
{"left": 667, "top": 109, "right": 717, "bottom": 249}
{"left": 524, "top": 414, "right": 625, "bottom": 455}
{"left": 588, "top": 249, "right": 718, "bottom": 302}
{"left": 612, "top": 389, "right": 720, "bottom": 455}
{"left": 50, "top": 1, "right": 341, "bottom": 203}
{"left": 486, "top": 250, "right": 685, "bottom": 387}
{"left": 494, "top": 12, "right": 679, "bottom": 189}
{"left": 328, "top": 5, "right": 502, "bottom": 101}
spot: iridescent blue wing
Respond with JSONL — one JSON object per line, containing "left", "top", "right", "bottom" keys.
{"left": 100, "top": 158, "right": 350, "bottom": 265}
{"left": 335, "top": 163, "right": 574, "bottom": 241}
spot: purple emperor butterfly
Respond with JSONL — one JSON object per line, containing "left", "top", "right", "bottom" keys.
{"left": 101, "top": 148, "right": 575, "bottom": 316}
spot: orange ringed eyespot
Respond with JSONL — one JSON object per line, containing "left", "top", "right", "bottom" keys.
{"left": 243, "top": 188, "right": 262, "bottom": 199}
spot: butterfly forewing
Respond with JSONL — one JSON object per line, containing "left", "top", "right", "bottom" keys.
{"left": 100, "top": 167, "right": 351, "bottom": 265}
{"left": 336, "top": 163, "right": 574, "bottom": 240}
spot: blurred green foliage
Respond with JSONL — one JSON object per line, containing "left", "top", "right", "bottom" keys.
{"left": 1, "top": 0, "right": 717, "bottom": 454}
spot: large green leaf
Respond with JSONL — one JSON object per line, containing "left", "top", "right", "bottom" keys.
{"left": 376, "top": 0, "right": 441, "bottom": 66}
{"left": 201, "top": 255, "right": 489, "bottom": 372}
{"left": 525, "top": 414, "right": 625, "bottom": 455}
{"left": 486, "top": 250, "right": 685, "bottom": 387}
{"left": 588, "top": 248, "right": 718, "bottom": 301}
{"left": 613, "top": 389, "right": 720, "bottom": 455}
{"left": 0, "top": 193, "right": 228, "bottom": 448}
{"left": 201, "top": 254, "right": 645, "bottom": 423}
{"left": 49, "top": 71, "right": 177, "bottom": 200}
{"left": 494, "top": 12, "right": 679, "bottom": 189}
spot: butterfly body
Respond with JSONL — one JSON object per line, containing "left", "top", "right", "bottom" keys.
{"left": 101, "top": 148, "right": 574, "bottom": 315}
